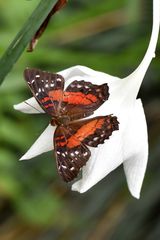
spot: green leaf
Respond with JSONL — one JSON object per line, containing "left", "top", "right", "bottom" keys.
{"left": 0, "top": 0, "right": 57, "bottom": 84}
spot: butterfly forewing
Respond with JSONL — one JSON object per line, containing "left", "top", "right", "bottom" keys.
{"left": 24, "top": 68, "right": 65, "bottom": 116}
{"left": 61, "top": 80, "right": 109, "bottom": 121}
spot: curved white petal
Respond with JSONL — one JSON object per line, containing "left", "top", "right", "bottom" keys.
{"left": 20, "top": 124, "right": 55, "bottom": 160}
{"left": 14, "top": 97, "right": 44, "bottom": 114}
{"left": 59, "top": 65, "right": 118, "bottom": 85}
{"left": 123, "top": 99, "right": 148, "bottom": 199}
{"left": 59, "top": 65, "right": 120, "bottom": 92}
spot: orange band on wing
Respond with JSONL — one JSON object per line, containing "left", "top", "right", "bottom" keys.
{"left": 49, "top": 89, "right": 63, "bottom": 100}
{"left": 40, "top": 90, "right": 63, "bottom": 104}
{"left": 67, "top": 118, "right": 104, "bottom": 148}
{"left": 41, "top": 91, "right": 97, "bottom": 106}
{"left": 63, "top": 92, "right": 97, "bottom": 105}
{"left": 55, "top": 136, "right": 65, "bottom": 140}
{"left": 57, "top": 141, "right": 68, "bottom": 147}
{"left": 45, "top": 103, "right": 54, "bottom": 109}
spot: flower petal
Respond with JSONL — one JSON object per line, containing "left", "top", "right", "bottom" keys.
{"left": 20, "top": 124, "right": 55, "bottom": 160}
{"left": 60, "top": 65, "right": 120, "bottom": 89}
{"left": 123, "top": 99, "right": 148, "bottom": 199}
{"left": 14, "top": 97, "right": 44, "bottom": 114}
{"left": 59, "top": 65, "right": 118, "bottom": 83}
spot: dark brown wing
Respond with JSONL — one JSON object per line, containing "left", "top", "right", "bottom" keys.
{"left": 24, "top": 68, "right": 64, "bottom": 116}
{"left": 54, "top": 115, "right": 119, "bottom": 182}
{"left": 68, "top": 115, "right": 119, "bottom": 147}
{"left": 60, "top": 80, "right": 109, "bottom": 121}
{"left": 54, "top": 126, "right": 91, "bottom": 182}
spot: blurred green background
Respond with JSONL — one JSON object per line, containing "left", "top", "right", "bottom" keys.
{"left": 0, "top": 0, "right": 160, "bottom": 239}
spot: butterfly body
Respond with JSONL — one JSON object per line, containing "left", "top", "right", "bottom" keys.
{"left": 51, "top": 115, "right": 71, "bottom": 126}
{"left": 24, "top": 68, "right": 119, "bottom": 182}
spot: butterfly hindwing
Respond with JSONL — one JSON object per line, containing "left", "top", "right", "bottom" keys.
{"left": 68, "top": 115, "right": 119, "bottom": 147}
{"left": 54, "top": 126, "right": 91, "bottom": 182}
{"left": 24, "top": 68, "right": 65, "bottom": 116}
{"left": 54, "top": 115, "right": 119, "bottom": 182}
{"left": 61, "top": 80, "right": 109, "bottom": 120}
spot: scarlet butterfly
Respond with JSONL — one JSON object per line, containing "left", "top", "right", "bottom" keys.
{"left": 24, "top": 68, "right": 119, "bottom": 182}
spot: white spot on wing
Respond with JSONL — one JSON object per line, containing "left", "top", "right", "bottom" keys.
{"left": 77, "top": 84, "right": 82, "bottom": 88}
{"left": 93, "top": 137, "right": 99, "bottom": 141}
{"left": 85, "top": 85, "right": 89, "bottom": 89}
{"left": 62, "top": 165, "right": 67, "bottom": 169}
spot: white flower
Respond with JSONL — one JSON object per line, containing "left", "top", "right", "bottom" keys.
{"left": 14, "top": 0, "right": 160, "bottom": 199}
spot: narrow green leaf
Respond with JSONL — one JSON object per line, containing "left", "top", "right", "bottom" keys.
{"left": 0, "top": 0, "right": 57, "bottom": 84}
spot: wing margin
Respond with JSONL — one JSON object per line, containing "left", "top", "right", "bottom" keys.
{"left": 24, "top": 68, "right": 65, "bottom": 116}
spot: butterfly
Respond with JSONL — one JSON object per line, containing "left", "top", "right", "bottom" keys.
{"left": 24, "top": 68, "right": 119, "bottom": 182}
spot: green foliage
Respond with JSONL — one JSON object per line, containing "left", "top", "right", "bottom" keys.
{"left": 0, "top": 0, "right": 57, "bottom": 83}
{"left": 0, "top": 0, "right": 160, "bottom": 239}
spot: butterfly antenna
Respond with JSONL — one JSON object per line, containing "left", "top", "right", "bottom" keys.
{"left": 24, "top": 101, "right": 44, "bottom": 114}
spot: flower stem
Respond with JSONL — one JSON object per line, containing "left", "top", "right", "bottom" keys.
{"left": 0, "top": 0, "right": 57, "bottom": 85}
{"left": 124, "top": 0, "right": 160, "bottom": 86}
